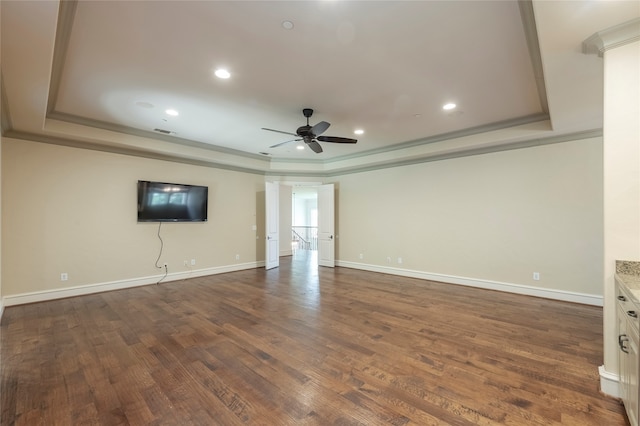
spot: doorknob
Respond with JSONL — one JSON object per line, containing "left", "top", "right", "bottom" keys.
{"left": 330, "top": 235, "right": 333, "bottom": 240}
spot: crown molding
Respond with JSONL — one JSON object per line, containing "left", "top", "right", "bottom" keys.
{"left": 4, "top": 127, "right": 601, "bottom": 179}
{"left": 518, "top": 0, "right": 549, "bottom": 113}
{"left": 47, "top": 0, "right": 78, "bottom": 115}
{"left": 2, "top": 129, "right": 268, "bottom": 176}
{"left": 267, "top": 129, "right": 603, "bottom": 178}
{"left": 319, "top": 113, "right": 550, "bottom": 165}
{"left": 48, "top": 110, "right": 550, "bottom": 171}
{"left": 47, "top": 111, "right": 270, "bottom": 162}
{"left": 583, "top": 18, "right": 640, "bottom": 57}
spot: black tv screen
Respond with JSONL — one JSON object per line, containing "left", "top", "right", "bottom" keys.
{"left": 137, "top": 180, "right": 208, "bottom": 222}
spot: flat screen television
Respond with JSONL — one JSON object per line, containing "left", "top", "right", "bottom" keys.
{"left": 137, "top": 180, "right": 208, "bottom": 222}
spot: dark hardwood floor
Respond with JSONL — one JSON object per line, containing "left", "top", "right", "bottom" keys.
{"left": 1, "top": 251, "right": 628, "bottom": 425}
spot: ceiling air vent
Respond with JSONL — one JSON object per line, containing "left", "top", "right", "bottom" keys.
{"left": 153, "top": 128, "right": 173, "bottom": 135}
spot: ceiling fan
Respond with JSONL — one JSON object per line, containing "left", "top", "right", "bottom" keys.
{"left": 262, "top": 108, "right": 357, "bottom": 154}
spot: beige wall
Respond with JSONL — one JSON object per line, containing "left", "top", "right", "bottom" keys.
{"left": 336, "top": 137, "right": 604, "bottom": 297}
{"left": 2, "top": 133, "right": 605, "bottom": 307}
{"left": 2, "top": 138, "right": 265, "bottom": 298}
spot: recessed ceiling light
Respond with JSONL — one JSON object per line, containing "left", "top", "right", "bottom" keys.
{"left": 354, "top": 129, "right": 364, "bottom": 135}
{"left": 165, "top": 109, "right": 179, "bottom": 116}
{"left": 282, "top": 20, "right": 294, "bottom": 30}
{"left": 215, "top": 69, "right": 231, "bottom": 79}
{"left": 297, "top": 145, "right": 304, "bottom": 150}
{"left": 443, "top": 103, "right": 456, "bottom": 110}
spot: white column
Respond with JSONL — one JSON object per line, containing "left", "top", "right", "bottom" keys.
{"left": 585, "top": 18, "right": 640, "bottom": 397}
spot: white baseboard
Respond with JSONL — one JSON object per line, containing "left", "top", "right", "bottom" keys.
{"left": 336, "top": 261, "right": 603, "bottom": 306}
{"left": 599, "top": 365, "right": 621, "bottom": 398}
{"left": 1, "top": 260, "right": 603, "bottom": 308}
{"left": 2, "top": 261, "right": 263, "bottom": 307}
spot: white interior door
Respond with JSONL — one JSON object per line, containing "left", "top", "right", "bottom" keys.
{"left": 265, "top": 181, "right": 279, "bottom": 270}
{"left": 317, "top": 183, "right": 335, "bottom": 267}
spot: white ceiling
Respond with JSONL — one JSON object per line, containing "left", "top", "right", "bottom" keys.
{"left": 1, "top": 1, "right": 638, "bottom": 175}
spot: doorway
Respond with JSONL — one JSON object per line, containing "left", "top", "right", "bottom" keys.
{"left": 292, "top": 186, "right": 318, "bottom": 266}
{"left": 292, "top": 187, "right": 318, "bottom": 251}
{"left": 268, "top": 182, "right": 334, "bottom": 269}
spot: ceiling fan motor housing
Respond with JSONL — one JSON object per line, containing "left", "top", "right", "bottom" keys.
{"left": 297, "top": 125, "right": 314, "bottom": 138}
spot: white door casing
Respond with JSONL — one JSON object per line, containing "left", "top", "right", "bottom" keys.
{"left": 265, "top": 181, "right": 279, "bottom": 270}
{"left": 318, "top": 183, "right": 335, "bottom": 267}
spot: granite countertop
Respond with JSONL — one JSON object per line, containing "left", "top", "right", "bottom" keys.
{"left": 616, "top": 260, "right": 640, "bottom": 304}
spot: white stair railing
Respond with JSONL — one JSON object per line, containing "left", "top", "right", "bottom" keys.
{"left": 292, "top": 226, "right": 318, "bottom": 251}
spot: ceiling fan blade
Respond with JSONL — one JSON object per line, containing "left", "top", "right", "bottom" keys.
{"left": 317, "top": 136, "right": 358, "bottom": 144}
{"left": 306, "top": 140, "right": 323, "bottom": 153}
{"left": 311, "top": 121, "right": 330, "bottom": 136}
{"left": 270, "top": 138, "right": 300, "bottom": 148}
{"left": 262, "top": 127, "right": 298, "bottom": 137}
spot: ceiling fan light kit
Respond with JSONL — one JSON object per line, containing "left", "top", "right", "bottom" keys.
{"left": 262, "top": 108, "right": 358, "bottom": 154}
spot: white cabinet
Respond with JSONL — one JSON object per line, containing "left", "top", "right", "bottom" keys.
{"left": 617, "top": 281, "right": 639, "bottom": 426}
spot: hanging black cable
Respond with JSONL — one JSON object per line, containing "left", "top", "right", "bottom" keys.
{"left": 155, "top": 222, "right": 168, "bottom": 284}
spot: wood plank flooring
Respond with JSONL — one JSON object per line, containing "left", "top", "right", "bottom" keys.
{"left": 1, "top": 253, "right": 628, "bottom": 425}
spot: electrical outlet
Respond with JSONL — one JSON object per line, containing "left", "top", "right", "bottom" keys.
{"left": 397, "top": 257, "right": 403, "bottom": 264}
{"left": 191, "top": 259, "right": 196, "bottom": 266}
{"left": 359, "top": 253, "right": 364, "bottom": 259}
{"left": 163, "top": 262, "right": 168, "bottom": 268}
{"left": 533, "top": 272, "right": 540, "bottom": 281}
{"left": 184, "top": 260, "right": 188, "bottom": 266}
{"left": 235, "top": 254, "right": 240, "bottom": 261}
{"left": 60, "top": 273, "right": 68, "bottom": 281}
{"left": 386, "top": 256, "right": 391, "bottom": 263}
